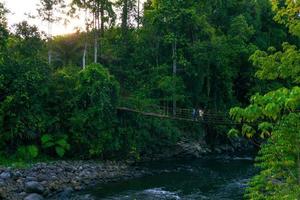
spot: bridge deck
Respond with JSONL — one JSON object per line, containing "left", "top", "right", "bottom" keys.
{"left": 117, "top": 106, "right": 239, "bottom": 125}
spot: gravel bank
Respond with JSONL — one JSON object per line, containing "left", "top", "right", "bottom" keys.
{"left": 0, "top": 161, "right": 146, "bottom": 200}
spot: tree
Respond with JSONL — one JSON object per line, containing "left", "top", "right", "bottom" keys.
{"left": 71, "top": 0, "right": 116, "bottom": 65}
{"left": 273, "top": 0, "right": 300, "bottom": 38}
{"left": 229, "top": 1, "right": 300, "bottom": 198}
{"left": 136, "top": 0, "right": 141, "bottom": 28}
{"left": 37, "top": 0, "right": 65, "bottom": 65}
{"left": 69, "top": 64, "right": 120, "bottom": 157}
{"left": 0, "top": 2, "right": 8, "bottom": 64}
{"left": 116, "top": 0, "right": 136, "bottom": 35}
{"left": 0, "top": 22, "right": 50, "bottom": 154}
{"left": 70, "top": 0, "right": 90, "bottom": 68}
{"left": 51, "top": 32, "right": 83, "bottom": 67}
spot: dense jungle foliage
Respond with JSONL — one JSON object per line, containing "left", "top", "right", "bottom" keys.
{"left": 229, "top": 0, "right": 300, "bottom": 198}
{"left": 0, "top": 0, "right": 299, "bottom": 198}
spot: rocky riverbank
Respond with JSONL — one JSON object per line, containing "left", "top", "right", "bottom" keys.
{"left": 0, "top": 161, "right": 147, "bottom": 200}
{"left": 0, "top": 138, "right": 255, "bottom": 200}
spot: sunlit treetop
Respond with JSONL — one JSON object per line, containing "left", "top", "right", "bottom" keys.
{"left": 272, "top": 0, "right": 300, "bottom": 37}
{"left": 0, "top": 2, "right": 8, "bottom": 27}
{"left": 37, "top": 0, "right": 66, "bottom": 23}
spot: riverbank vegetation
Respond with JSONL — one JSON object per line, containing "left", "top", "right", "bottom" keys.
{"left": 229, "top": 0, "right": 300, "bottom": 198}
{"left": 0, "top": 0, "right": 299, "bottom": 199}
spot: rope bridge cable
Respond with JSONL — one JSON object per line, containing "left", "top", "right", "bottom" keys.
{"left": 117, "top": 98, "right": 240, "bottom": 125}
{"left": 117, "top": 98, "right": 300, "bottom": 125}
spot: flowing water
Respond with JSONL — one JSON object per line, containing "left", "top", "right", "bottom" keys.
{"left": 81, "top": 157, "right": 255, "bottom": 200}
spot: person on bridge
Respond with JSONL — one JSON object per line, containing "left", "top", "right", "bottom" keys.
{"left": 192, "top": 108, "right": 196, "bottom": 120}
{"left": 198, "top": 108, "right": 204, "bottom": 120}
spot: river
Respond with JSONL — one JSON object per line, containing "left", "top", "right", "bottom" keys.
{"left": 79, "top": 156, "right": 255, "bottom": 200}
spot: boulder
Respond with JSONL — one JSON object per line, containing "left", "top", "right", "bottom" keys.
{"left": 24, "top": 193, "right": 44, "bottom": 200}
{"left": 56, "top": 187, "right": 74, "bottom": 200}
{"left": 25, "top": 181, "right": 45, "bottom": 194}
{"left": 0, "top": 172, "right": 11, "bottom": 179}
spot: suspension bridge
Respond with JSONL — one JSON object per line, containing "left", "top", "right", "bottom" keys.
{"left": 117, "top": 98, "right": 239, "bottom": 125}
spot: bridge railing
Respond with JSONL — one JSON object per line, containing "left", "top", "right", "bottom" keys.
{"left": 118, "top": 97, "right": 236, "bottom": 125}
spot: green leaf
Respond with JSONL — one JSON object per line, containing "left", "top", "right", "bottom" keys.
{"left": 242, "top": 124, "right": 256, "bottom": 138}
{"left": 42, "top": 142, "right": 55, "bottom": 148}
{"left": 264, "top": 102, "right": 280, "bottom": 120}
{"left": 56, "top": 138, "right": 70, "bottom": 150}
{"left": 228, "top": 129, "right": 240, "bottom": 137}
{"left": 27, "top": 145, "right": 39, "bottom": 158}
{"left": 55, "top": 146, "right": 65, "bottom": 157}
{"left": 41, "top": 134, "right": 53, "bottom": 144}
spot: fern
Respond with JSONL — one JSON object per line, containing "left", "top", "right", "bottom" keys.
{"left": 41, "top": 134, "right": 70, "bottom": 157}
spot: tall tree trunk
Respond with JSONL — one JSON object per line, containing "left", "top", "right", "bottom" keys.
{"left": 137, "top": 0, "right": 140, "bottom": 28}
{"left": 94, "top": 32, "right": 98, "bottom": 63}
{"left": 83, "top": 41, "right": 87, "bottom": 68}
{"left": 83, "top": 6, "right": 88, "bottom": 69}
{"left": 48, "top": 49, "right": 52, "bottom": 65}
{"left": 93, "top": 10, "right": 98, "bottom": 64}
{"left": 48, "top": 19, "right": 52, "bottom": 65}
{"left": 172, "top": 39, "right": 177, "bottom": 116}
{"left": 100, "top": 0, "right": 104, "bottom": 61}
{"left": 100, "top": 0, "right": 104, "bottom": 37}
{"left": 122, "top": 0, "right": 128, "bottom": 35}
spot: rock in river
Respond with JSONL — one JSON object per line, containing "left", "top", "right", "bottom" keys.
{"left": 24, "top": 193, "right": 44, "bottom": 200}
{"left": 25, "top": 181, "right": 45, "bottom": 194}
{"left": 56, "top": 187, "right": 74, "bottom": 199}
